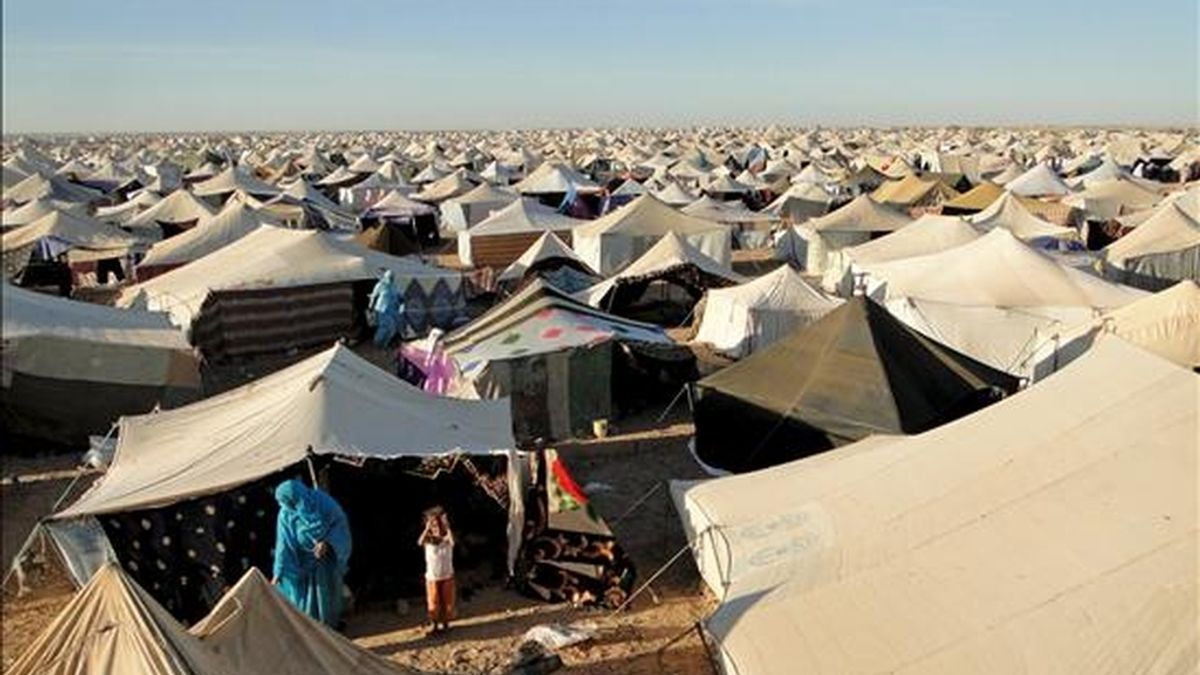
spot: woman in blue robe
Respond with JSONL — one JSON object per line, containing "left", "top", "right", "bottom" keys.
{"left": 272, "top": 478, "right": 353, "bottom": 627}
{"left": 368, "top": 269, "right": 404, "bottom": 346}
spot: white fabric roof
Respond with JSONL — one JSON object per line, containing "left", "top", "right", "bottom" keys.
{"left": 497, "top": 231, "right": 595, "bottom": 283}
{"left": 1105, "top": 202, "right": 1200, "bottom": 268}
{"left": 844, "top": 214, "right": 980, "bottom": 266}
{"left": 117, "top": 225, "right": 460, "bottom": 330}
{"left": 675, "top": 338, "right": 1198, "bottom": 675}
{"left": 573, "top": 194, "right": 731, "bottom": 275}
{"left": 191, "top": 167, "right": 281, "bottom": 197}
{"left": 513, "top": 161, "right": 599, "bottom": 195}
{"left": 138, "top": 199, "right": 284, "bottom": 268}
{"left": 580, "top": 231, "right": 743, "bottom": 306}
{"left": 693, "top": 265, "right": 843, "bottom": 358}
{"left": 2, "top": 210, "right": 140, "bottom": 253}
{"left": 3, "top": 283, "right": 187, "bottom": 350}
{"left": 807, "top": 195, "right": 912, "bottom": 233}
{"left": 1, "top": 197, "right": 88, "bottom": 228}
{"left": 56, "top": 344, "right": 514, "bottom": 518}
{"left": 862, "top": 228, "right": 1146, "bottom": 308}
{"left": 968, "top": 191, "right": 1079, "bottom": 242}
{"left": 1004, "top": 163, "right": 1072, "bottom": 197}
{"left": 468, "top": 198, "right": 585, "bottom": 236}
{"left": 126, "top": 189, "right": 217, "bottom": 231}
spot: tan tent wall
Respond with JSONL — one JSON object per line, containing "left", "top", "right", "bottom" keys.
{"left": 470, "top": 230, "right": 573, "bottom": 269}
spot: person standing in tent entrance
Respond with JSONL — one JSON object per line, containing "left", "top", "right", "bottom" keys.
{"left": 368, "top": 269, "right": 404, "bottom": 347}
{"left": 272, "top": 478, "right": 353, "bottom": 628}
{"left": 419, "top": 506, "right": 455, "bottom": 635}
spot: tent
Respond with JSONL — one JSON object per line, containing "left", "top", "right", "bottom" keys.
{"left": 800, "top": 195, "right": 912, "bottom": 274}
{"left": 441, "top": 280, "right": 675, "bottom": 441}
{"left": 968, "top": 191, "right": 1080, "bottom": 243}
{"left": 2, "top": 284, "right": 200, "bottom": 446}
{"left": 1062, "top": 178, "right": 1162, "bottom": 221}
{"left": 136, "top": 199, "right": 284, "bottom": 280}
{"left": 496, "top": 231, "right": 601, "bottom": 293}
{"left": 439, "top": 182, "right": 518, "bottom": 231}
{"left": 652, "top": 181, "right": 699, "bottom": 207}
{"left": 93, "top": 190, "right": 163, "bottom": 226}
{"left": 1, "top": 197, "right": 88, "bottom": 229}
{"left": 870, "top": 174, "right": 960, "bottom": 208}
{"left": 580, "top": 232, "right": 744, "bottom": 324}
{"left": 118, "top": 226, "right": 465, "bottom": 360}
{"left": 8, "top": 562, "right": 416, "bottom": 675}
{"left": 861, "top": 228, "right": 1145, "bottom": 308}
{"left": 125, "top": 189, "right": 217, "bottom": 239}
{"left": 674, "top": 338, "right": 1197, "bottom": 675}
{"left": 1032, "top": 280, "right": 1200, "bottom": 377}
{"left": 47, "top": 345, "right": 517, "bottom": 619}
{"left": 190, "top": 568, "right": 416, "bottom": 675}
{"left": 359, "top": 190, "right": 439, "bottom": 248}
{"left": 692, "top": 265, "right": 843, "bottom": 359}
{"left": 692, "top": 296, "right": 1020, "bottom": 473}
{"left": 513, "top": 161, "right": 600, "bottom": 196}
{"left": 412, "top": 169, "right": 478, "bottom": 203}
{"left": 771, "top": 225, "right": 809, "bottom": 269}
{"left": 190, "top": 167, "right": 281, "bottom": 201}
{"left": 457, "top": 198, "right": 585, "bottom": 269}
{"left": 572, "top": 194, "right": 731, "bottom": 275}
{"left": 2, "top": 210, "right": 141, "bottom": 287}
{"left": 7, "top": 564, "right": 240, "bottom": 675}
{"left": 1103, "top": 202, "right": 1200, "bottom": 290}
{"left": 1004, "top": 162, "right": 1072, "bottom": 197}
{"left": 761, "top": 182, "right": 833, "bottom": 224}
{"left": 3, "top": 172, "right": 102, "bottom": 206}
{"left": 822, "top": 213, "right": 981, "bottom": 294}
{"left": 938, "top": 180, "right": 1004, "bottom": 214}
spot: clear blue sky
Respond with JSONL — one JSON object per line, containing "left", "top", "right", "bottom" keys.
{"left": 2, "top": 0, "right": 1196, "bottom": 133}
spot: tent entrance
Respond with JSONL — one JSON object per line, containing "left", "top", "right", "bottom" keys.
{"left": 323, "top": 454, "right": 511, "bottom": 608}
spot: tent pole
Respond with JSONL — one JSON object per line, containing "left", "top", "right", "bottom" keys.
{"left": 609, "top": 542, "right": 691, "bottom": 617}
{"left": 610, "top": 481, "right": 663, "bottom": 528}
{"left": 655, "top": 385, "right": 688, "bottom": 424}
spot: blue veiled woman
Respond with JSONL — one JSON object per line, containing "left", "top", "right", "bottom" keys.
{"left": 368, "top": 269, "right": 404, "bottom": 346}
{"left": 272, "top": 478, "right": 353, "bottom": 627}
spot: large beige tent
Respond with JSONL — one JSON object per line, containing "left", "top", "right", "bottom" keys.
{"left": 572, "top": 194, "right": 731, "bottom": 275}
{"left": 9, "top": 563, "right": 416, "bottom": 675}
{"left": 439, "top": 182, "right": 518, "bottom": 231}
{"left": 8, "top": 564, "right": 239, "bottom": 675}
{"left": 862, "top": 228, "right": 1145, "bottom": 308}
{"left": 821, "top": 213, "right": 981, "bottom": 293}
{"left": 125, "top": 189, "right": 217, "bottom": 238}
{"left": 675, "top": 338, "right": 1198, "bottom": 675}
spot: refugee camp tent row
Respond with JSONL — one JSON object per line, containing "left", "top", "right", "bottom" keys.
{"left": 495, "top": 231, "right": 601, "bottom": 294}
{"left": 117, "top": 226, "right": 466, "bottom": 361}
{"left": 674, "top": 339, "right": 1198, "bottom": 675}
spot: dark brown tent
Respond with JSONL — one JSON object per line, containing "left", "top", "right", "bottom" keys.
{"left": 692, "top": 296, "right": 1020, "bottom": 473}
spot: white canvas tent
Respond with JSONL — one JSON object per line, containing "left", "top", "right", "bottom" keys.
{"left": 573, "top": 194, "right": 731, "bottom": 275}
{"left": 46, "top": 344, "right": 517, "bottom": 585}
{"left": 801, "top": 195, "right": 912, "bottom": 275}
{"left": 1004, "top": 162, "right": 1072, "bottom": 197}
{"left": 136, "top": 198, "right": 284, "bottom": 276}
{"left": 1031, "top": 280, "right": 1200, "bottom": 378}
{"left": 118, "top": 225, "right": 461, "bottom": 334}
{"left": 496, "top": 231, "right": 599, "bottom": 292}
{"left": 457, "top": 198, "right": 585, "bottom": 268}
{"left": 439, "top": 182, "right": 518, "bottom": 231}
{"left": 1103, "top": 201, "right": 1200, "bottom": 289}
{"left": 822, "top": 213, "right": 981, "bottom": 294}
{"left": 125, "top": 189, "right": 217, "bottom": 238}
{"left": 693, "top": 265, "right": 843, "bottom": 359}
{"left": 674, "top": 338, "right": 1198, "bottom": 675}
{"left": 861, "top": 228, "right": 1145, "bottom": 309}
{"left": 968, "top": 191, "right": 1079, "bottom": 243}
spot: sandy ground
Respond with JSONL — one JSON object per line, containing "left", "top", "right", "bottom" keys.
{"left": 1, "top": 400, "right": 717, "bottom": 674}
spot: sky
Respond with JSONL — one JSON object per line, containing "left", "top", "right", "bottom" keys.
{"left": 2, "top": 0, "right": 1197, "bottom": 133}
